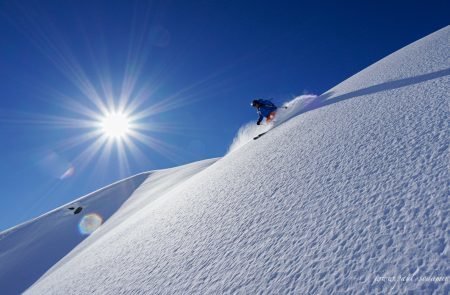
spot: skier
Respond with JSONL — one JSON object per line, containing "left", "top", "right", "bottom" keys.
{"left": 251, "top": 99, "right": 278, "bottom": 125}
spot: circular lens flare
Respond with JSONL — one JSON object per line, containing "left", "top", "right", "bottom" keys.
{"left": 78, "top": 213, "right": 103, "bottom": 235}
{"left": 100, "top": 112, "right": 130, "bottom": 138}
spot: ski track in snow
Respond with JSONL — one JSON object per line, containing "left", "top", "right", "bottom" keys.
{"left": 1, "top": 26, "right": 449, "bottom": 294}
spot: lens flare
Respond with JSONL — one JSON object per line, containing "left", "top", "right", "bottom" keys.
{"left": 60, "top": 166, "right": 75, "bottom": 179}
{"left": 78, "top": 213, "right": 103, "bottom": 235}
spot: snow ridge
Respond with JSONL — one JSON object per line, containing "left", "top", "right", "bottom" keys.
{"left": 0, "top": 173, "right": 149, "bottom": 294}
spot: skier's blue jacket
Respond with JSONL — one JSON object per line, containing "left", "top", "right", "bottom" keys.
{"left": 254, "top": 99, "right": 277, "bottom": 124}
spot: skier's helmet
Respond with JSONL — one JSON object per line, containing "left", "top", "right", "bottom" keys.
{"left": 251, "top": 99, "right": 260, "bottom": 107}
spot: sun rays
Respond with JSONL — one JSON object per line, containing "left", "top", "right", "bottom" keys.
{"left": 1, "top": 1, "right": 238, "bottom": 183}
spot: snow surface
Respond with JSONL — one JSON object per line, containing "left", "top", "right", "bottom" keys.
{"left": 0, "top": 159, "right": 217, "bottom": 294}
{"left": 1, "top": 26, "right": 449, "bottom": 294}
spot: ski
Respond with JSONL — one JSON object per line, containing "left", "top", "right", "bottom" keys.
{"left": 253, "top": 132, "right": 268, "bottom": 140}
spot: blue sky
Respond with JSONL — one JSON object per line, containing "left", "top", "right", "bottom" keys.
{"left": 0, "top": 0, "right": 448, "bottom": 231}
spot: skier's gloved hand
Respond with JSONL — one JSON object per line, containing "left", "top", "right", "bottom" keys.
{"left": 256, "top": 121, "right": 261, "bottom": 125}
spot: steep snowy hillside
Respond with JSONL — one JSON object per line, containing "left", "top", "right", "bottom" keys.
{"left": 0, "top": 159, "right": 217, "bottom": 294}
{"left": 5, "top": 26, "right": 448, "bottom": 294}
{"left": 26, "top": 26, "right": 449, "bottom": 295}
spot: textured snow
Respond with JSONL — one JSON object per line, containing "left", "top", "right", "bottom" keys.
{"left": 0, "top": 173, "right": 148, "bottom": 294}
{"left": 3, "top": 26, "right": 449, "bottom": 294}
{"left": 0, "top": 159, "right": 216, "bottom": 294}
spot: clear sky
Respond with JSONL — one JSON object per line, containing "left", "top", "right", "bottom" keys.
{"left": 0, "top": 0, "right": 448, "bottom": 231}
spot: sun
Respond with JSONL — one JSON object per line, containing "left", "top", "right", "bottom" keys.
{"left": 100, "top": 112, "right": 131, "bottom": 139}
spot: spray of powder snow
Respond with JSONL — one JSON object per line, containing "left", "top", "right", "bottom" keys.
{"left": 228, "top": 94, "right": 318, "bottom": 153}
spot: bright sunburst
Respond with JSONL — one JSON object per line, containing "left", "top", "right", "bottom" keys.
{"left": 7, "top": 5, "right": 227, "bottom": 180}
{"left": 100, "top": 112, "right": 131, "bottom": 139}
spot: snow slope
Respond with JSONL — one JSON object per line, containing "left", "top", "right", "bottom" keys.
{"left": 0, "top": 159, "right": 217, "bottom": 294}
{"left": 3, "top": 26, "right": 449, "bottom": 294}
